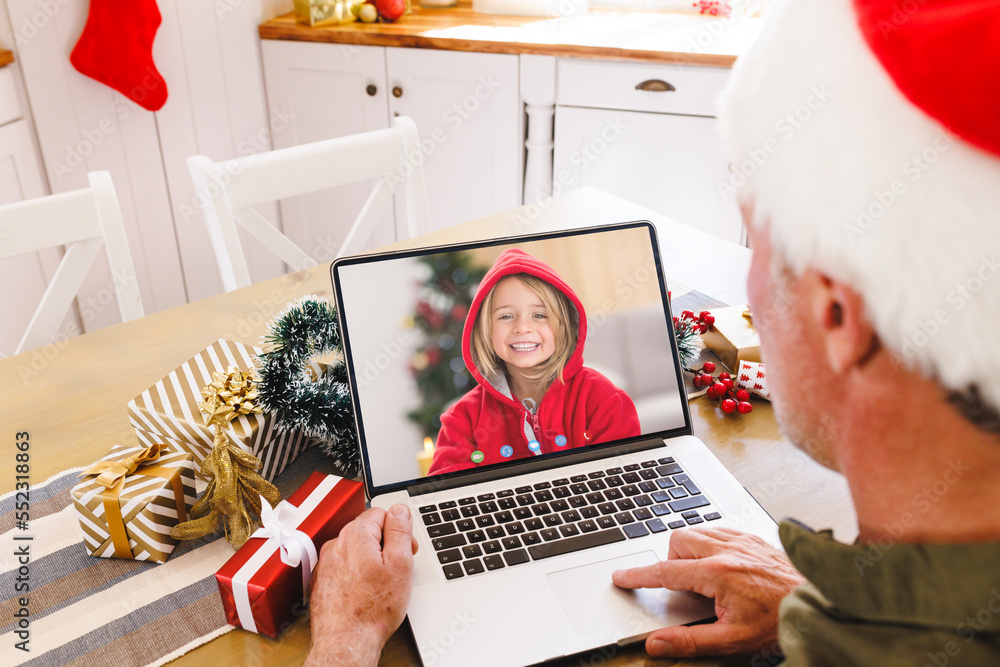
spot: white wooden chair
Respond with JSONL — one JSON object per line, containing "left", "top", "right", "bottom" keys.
{"left": 187, "top": 115, "right": 430, "bottom": 292}
{"left": 0, "top": 171, "right": 143, "bottom": 354}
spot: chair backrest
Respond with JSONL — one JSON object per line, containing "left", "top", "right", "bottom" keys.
{"left": 188, "top": 115, "right": 430, "bottom": 292}
{"left": 0, "top": 171, "right": 143, "bottom": 354}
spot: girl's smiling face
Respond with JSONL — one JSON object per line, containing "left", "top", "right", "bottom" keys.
{"left": 490, "top": 277, "right": 556, "bottom": 373}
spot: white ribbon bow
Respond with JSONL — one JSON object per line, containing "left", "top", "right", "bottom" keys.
{"left": 253, "top": 496, "right": 319, "bottom": 599}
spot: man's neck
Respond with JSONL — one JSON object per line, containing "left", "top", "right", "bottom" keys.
{"left": 837, "top": 370, "right": 1000, "bottom": 545}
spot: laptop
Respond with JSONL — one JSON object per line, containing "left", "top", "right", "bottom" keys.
{"left": 331, "top": 221, "right": 779, "bottom": 667}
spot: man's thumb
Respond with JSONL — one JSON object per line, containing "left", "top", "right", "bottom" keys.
{"left": 646, "top": 622, "right": 733, "bottom": 658}
{"left": 383, "top": 504, "right": 414, "bottom": 560}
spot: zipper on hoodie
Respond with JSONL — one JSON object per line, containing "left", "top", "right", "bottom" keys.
{"left": 523, "top": 398, "right": 543, "bottom": 455}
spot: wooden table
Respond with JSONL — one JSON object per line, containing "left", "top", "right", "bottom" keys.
{"left": 0, "top": 187, "right": 855, "bottom": 666}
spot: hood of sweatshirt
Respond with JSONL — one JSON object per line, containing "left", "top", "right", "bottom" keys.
{"left": 460, "top": 248, "right": 587, "bottom": 410}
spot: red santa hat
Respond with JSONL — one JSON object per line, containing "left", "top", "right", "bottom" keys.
{"left": 718, "top": 0, "right": 1000, "bottom": 412}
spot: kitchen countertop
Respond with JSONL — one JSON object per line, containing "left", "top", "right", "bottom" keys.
{"left": 259, "top": 1, "right": 763, "bottom": 66}
{"left": 0, "top": 50, "right": 13, "bottom": 68}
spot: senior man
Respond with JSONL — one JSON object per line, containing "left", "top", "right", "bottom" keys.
{"left": 304, "top": 0, "right": 1000, "bottom": 664}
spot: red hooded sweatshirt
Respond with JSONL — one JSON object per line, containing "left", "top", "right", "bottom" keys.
{"left": 429, "top": 248, "right": 640, "bottom": 475}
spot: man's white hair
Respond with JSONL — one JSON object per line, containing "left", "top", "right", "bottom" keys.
{"left": 718, "top": 0, "right": 1000, "bottom": 413}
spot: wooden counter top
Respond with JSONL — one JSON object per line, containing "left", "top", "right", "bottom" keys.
{"left": 0, "top": 50, "right": 13, "bottom": 68}
{"left": 259, "top": 1, "right": 763, "bottom": 66}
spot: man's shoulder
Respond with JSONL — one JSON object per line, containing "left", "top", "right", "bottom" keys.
{"left": 780, "top": 581, "right": 1000, "bottom": 666}
{"left": 778, "top": 521, "right": 1000, "bottom": 665}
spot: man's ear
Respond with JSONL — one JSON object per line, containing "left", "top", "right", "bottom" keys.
{"left": 805, "top": 272, "right": 879, "bottom": 374}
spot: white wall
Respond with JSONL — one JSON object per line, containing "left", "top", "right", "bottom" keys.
{"left": 0, "top": 0, "right": 69, "bottom": 358}
{"left": 0, "top": 0, "right": 293, "bottom": 353}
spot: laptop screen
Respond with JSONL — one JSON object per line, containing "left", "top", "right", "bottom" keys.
{"left": 333, "top": 223, "right": 690, "bottom": 494}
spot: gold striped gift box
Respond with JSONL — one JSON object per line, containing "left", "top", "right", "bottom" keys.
{"left": 71, "top": 443, "right": 197, "bottom": 563}
{"left": 127, "top": 338, "right": 312, "bottom": 482}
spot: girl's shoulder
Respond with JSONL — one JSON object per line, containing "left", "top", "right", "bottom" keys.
{"left": 574, "top": 366, "right": 617, "bottom": 385}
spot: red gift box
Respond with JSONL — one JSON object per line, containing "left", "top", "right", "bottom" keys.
{"left": 214, "top": 471, "right": 365, "bottom": 637}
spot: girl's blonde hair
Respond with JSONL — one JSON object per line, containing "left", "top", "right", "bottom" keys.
{"left": 470, "top": 274, "right": 578, "bottom": 391}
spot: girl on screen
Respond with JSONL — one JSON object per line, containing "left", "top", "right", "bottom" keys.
{"left": 429, "top": 248, "right": 640, "bottom": 475}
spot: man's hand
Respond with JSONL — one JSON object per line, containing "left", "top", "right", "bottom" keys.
{"left": 305, "top": 504, "right": 418, "bottom": 667}
{"left": 612, "top": 526, "right": 804, "bottom": 659}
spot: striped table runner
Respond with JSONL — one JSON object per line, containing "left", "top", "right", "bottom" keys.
{"left": 0, "top": 446, "right": 340, "bottom": 667}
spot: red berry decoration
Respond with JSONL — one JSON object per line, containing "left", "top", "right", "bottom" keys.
{"left": 722, "top": 378, "right": 734, "bottom": 391}
{"left": 682, "top": 310, "right": 695, "bottom": 320}
{"left": 702, "top": 361, "right": 716, "bottom": 373}
{"left": 737, "top": 401, "right": 753, "bottom": 414}
{"left": 720, "top": 398, "right": 737, "bottom": 414}
{"left": 736, "top": 389, "right": 750, "bottom": 402}
{"left": 711, "top": 382, "right": 726, "bottom": 397}
{"left": 703, "top": 314, "right": 715, "bottom": 326}
{"left": 718, "top": 372, "right": 731, "bottom": 381}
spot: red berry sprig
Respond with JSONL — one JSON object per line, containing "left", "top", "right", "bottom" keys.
{"left": 674, "top": 310, "right": 716, "bottom": 335}
{"left": 689, "top": 362, "right": 753, "bottom": 416}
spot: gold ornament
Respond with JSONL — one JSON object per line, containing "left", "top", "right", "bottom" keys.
{"left": 171, "top": 367, "right": 281, "bottom": 549}
{"left": 292, "top": 0, "right": 363, "bottom": 27}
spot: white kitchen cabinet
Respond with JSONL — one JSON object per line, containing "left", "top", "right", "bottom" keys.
{"left": 552, "top": 58, "right": 743, "bottom": 245}
{"left": 385, "top": 47, "right": 521, "bottom": 232}
{"left": 260, "top": 41, "right": 521, "bottom": 249}
{"left": 261, "top": 40, "right": 395, "bottom": 259}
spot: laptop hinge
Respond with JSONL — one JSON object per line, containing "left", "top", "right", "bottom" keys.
{"left": 405, "top": 437, "right": 666, "bottom": 497}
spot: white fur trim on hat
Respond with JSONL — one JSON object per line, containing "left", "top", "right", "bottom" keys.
{"left": 717, "top": 0, "right": 1000, "bottom": 412}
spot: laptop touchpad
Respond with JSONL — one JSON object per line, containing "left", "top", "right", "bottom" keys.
{"left": 546, "top": 551, "right": 715, "bottom": 637}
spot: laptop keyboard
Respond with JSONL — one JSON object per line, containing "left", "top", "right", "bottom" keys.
{"left": 417, "top": 457, "right": 722, "bottom": 580}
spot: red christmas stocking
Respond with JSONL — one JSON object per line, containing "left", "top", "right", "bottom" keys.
{"left": 69, "top": 0, "right": 168, "bottom": 111}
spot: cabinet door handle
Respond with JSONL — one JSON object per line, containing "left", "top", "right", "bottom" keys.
{"left": 392, "top": 86, "right": 403, "bottom": 98}
{"left": 366, "top": 84, "right": 377, "bottom": 96}
{"left": 635, "top": 79, "right": 676, "bottom": 92}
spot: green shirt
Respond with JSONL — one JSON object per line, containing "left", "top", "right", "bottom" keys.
{"left": 777, "top": 521, "right": 1000, "bottom": 666}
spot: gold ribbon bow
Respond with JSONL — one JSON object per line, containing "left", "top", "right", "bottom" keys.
{"left": 170, "top": 367, "right": 281, "bottom": 549}
{"left": 81, "top": 443, "right": 188, "bottom": 559}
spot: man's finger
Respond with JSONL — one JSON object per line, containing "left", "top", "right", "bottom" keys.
{"left": 668, "top": 528, "right": 740, "bottom": 560}
{"left": 612, "top": 558, "right": 718, "bottom": 599}
{"left": 353, "top": 506, "right": 387, "bottom": 541}
{"left": 334, "top": 508, "right": 386, "bottom": 567}
{"left": 382, "top": 504, "right": 415, "bottom": 568}
{"left": 644, "top": 622, "right": 752, "bottom": 658}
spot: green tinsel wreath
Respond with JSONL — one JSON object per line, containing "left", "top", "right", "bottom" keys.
{"left": 256, "top": 296, "right": 360, "bottom": 477}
